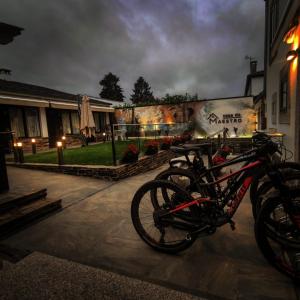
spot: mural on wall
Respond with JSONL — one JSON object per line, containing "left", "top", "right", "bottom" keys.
{"left": 115, "top": 97, "right": 256, "bottom": 137}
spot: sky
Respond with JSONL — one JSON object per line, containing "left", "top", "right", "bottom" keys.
{"left": 0, "top": 0, "right": 265, "bottom": 101}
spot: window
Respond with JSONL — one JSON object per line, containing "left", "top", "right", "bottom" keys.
{"left": 279, "top": 66, "right": 290, "bottom": 124}
{"left": 71, "top": 111, "right": 80, "bottom": 134}
{"left": 9, "top": 107, "right": 25, "bottom": 138}
{"left": 269, "top": 0, "right": 291, "bottom": 45}
{"left": 61, "top": 111, "right": 72, "bottom": 134}
{"left": 271, "top": 93, "right": 277, "bottom": 125}
{"left": 93, "top": 112, "right": 106, "bottom": 132}
{"left": 60, "top": 110, "right": 80, "bottom": 135}
{"left": 25, "top": 108, "right": 41, "bottom": 137}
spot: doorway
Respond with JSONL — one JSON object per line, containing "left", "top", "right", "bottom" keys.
{"left": 46, "top": 108, "right": 63, "bottom": 148}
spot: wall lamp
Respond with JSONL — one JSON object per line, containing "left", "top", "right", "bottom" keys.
{"left": 286, "top": 49, "right": 299, "bottom": 62}
{"left": 283, "top": 18, "right": 298, "bottom": 44}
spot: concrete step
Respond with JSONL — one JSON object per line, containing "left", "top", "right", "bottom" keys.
{"left": 0, "top": 197, "right": 61, "bottom": 237}
{"left": 0, "top": 189, "right": 47, "bottom": 213}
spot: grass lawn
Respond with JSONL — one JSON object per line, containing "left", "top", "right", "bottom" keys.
{"left": 24, "top": 140, "right": 146, "bottom": 165}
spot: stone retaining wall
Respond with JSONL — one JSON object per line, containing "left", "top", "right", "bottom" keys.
{"left": 7, "top": 150, "right": 176, "bottom": 181}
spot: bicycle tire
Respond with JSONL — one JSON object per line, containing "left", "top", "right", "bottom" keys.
{"left": 250, "top": 162, "right": 300, "bottom": 204}
{"left": 255, "top": 191, "right": 300, "bottom": 281}
{"left": 252, "top": 173, "right": 300, "bottom": 219}
{"left": 131, "top": 180, "right": 198, "bottom": 254}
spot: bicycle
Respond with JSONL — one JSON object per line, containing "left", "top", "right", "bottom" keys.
{"left": 155, "top": 134, "right": 300, "bottom": 219}
{"left": 131, "top": 139, "right": 300, "bottom": 279}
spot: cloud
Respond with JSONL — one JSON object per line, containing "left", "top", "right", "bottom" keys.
{"left": 0, "top": 0, "right": 265, "bottom": 100}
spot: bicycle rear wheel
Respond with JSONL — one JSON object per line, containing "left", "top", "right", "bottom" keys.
{"left": 255, "top": 189, "right": 300, "bottom": 280}
{"left": 131, "top": 180, "right": 199, "bottom": 254}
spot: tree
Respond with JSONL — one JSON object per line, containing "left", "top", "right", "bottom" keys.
{"left": 99, "top": 72, "right": 124, "bottom": 101}
{"left": 131, "top": 76, "right": 155, "bottom": 104}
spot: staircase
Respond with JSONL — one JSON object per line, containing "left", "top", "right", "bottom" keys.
{"left": 0, "top": 189, "right": 61, "bottom": 237}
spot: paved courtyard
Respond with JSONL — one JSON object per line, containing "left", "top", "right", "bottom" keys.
{"left": 0, "top": 166, "right": 299, "bottom": 300}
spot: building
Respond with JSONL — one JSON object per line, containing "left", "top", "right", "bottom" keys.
{"left": 0, "top": 79, "right": 114, "bottom": 152}
{"left": 244, "top": 60, "right": 266, "bottom": 130}
{"left": 264, "top": 0, "right": 300, "bottom": 160}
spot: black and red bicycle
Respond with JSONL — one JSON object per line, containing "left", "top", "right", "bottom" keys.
{"left": 131, "top": 138, "right": 300, "bottom": 280}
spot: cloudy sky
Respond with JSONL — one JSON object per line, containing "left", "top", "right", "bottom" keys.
{"left": 1, "top": 0, "right": 265, "bottom": 101}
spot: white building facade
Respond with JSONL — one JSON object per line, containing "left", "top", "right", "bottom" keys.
{"left": 264, "top": 0, "right": 300, "bottom": 160}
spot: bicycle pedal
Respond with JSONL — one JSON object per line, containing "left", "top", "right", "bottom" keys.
{"left": 229, "top": 220, "right": 236, "bottom": 231}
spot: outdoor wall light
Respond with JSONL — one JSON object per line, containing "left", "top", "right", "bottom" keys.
{"left": 62, "top": 136, "right": 66, "bottom": 140}
{"left": 102, "top": 132, "right": 106, "bottom": 136}
{"left": 286, "top": 49, "right": 299, "bottom": 61}
{"left": 57, "top": 141, "right": 63, "bottom": 147}
{"left": 13, "top": 143, "right": 17, "bottom": 147}
{"left": 31, "top": 138, "right": 36, "bottom": 143}
{"left": 283, "top": 23, "right": 298, "bottom": 44}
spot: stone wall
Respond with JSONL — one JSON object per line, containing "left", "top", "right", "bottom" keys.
{"left": 8, "top": 150, "right": 176, "bottom": 181}
{"left": 16, "top": 138, "right": 49, "bottom": 153}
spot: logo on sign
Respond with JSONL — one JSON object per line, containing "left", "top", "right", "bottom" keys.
{"left": 207, "top": 113, "right": 242, "bottom": 124}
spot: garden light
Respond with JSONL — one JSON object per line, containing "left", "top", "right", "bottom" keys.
{"left": 56, "top": 141, "right": 64, "bottom": 165}
{"left": 16, "top": 142, "right": 24, "bottom": 163}
{"left": 31, "top": 138, "right": 37, "bottom": 154}
{"left": 13, "top": 143, "right": 18, "bottom": 162}
{"left": 61, "top": 136, "right": 67, "bottom": 149}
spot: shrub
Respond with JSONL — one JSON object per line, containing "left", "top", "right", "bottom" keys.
{"left": 144, "top": 140, "right": 159, "bottom": 155}
{"left": 172, "top": 136, "right": 183, "bottom": 146}
{"left": 121, "top": 144, "right": 139, "bottom": 164}
{"left": 180, "top": 132, "right": 192, "bottom": 143}
{"left": 160, "top": 137, "right": 172, "bottom": 150}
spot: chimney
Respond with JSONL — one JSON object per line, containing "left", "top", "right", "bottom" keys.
{"left": 250, "top": 60, "right": 257, "bottom": 74}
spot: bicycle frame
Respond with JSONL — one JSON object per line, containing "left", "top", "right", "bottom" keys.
{"left": 158, "top": 152, "right": 266, "bottom": 226}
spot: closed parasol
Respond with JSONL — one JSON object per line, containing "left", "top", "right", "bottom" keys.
{"left": 80, "top": 95, "right": 96, "bottom": 138}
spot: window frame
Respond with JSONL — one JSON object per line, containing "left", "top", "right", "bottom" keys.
{"left": 8, "top": 105, "right": 41, "bottom": 138}
{"left": 279, "top": 65, "right": 290, "bottom": 124}
{"left": 61, "top": 109, "right": 80, "bottom": 135}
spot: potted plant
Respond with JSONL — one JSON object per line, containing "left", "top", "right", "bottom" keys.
{"left": 160, "top": 137, "right": 172, "bottom": 150}
{"left": 144, "top": 140, "right": 159, "bottom": 155}
{"left": 121, "top": 144, "right": 139, "bottom": 164}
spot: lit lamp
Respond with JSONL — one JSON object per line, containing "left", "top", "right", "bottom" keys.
{"left": 13, "top": 142, "right": 19, "bottom": 162}
{"left": 17, "top": 142, "right": 24, "bottom": 163}
{"left": 286, "top": 49, "right": 298, "bottom": 62}
{"left": 102, "top": 132, "right": 106, "bottom": 142}
{"left": 57, "top": 141, "right": 64, "bottom": 165}
{"left": 283, "top": 24, "right": 298, "bottom": 44}
{"left": 61, "top": 135, "right": 67, "bottom": 149}
{"left": 31, "top": 138, "right": 37, "bottom": 154}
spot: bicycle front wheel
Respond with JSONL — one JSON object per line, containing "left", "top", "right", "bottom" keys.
{"left": 131, "top": 180, "right": 198, "bottom": 254}
{"left": 255, "top": 189, "right": 300, "bottom": 280}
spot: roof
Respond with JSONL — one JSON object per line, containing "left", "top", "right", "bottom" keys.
{"left": 0, "top": 22, "right": 23, "bottom": 45}
{"left": 244, "top": 70, "right": 264, "bottom": 96}
{"left": 0, "top": 79, "right": 111, "bottom": 107}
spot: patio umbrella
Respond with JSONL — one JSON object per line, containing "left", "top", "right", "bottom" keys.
{"left": 80, "top": 95, "right": 96, "bottom": 138}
